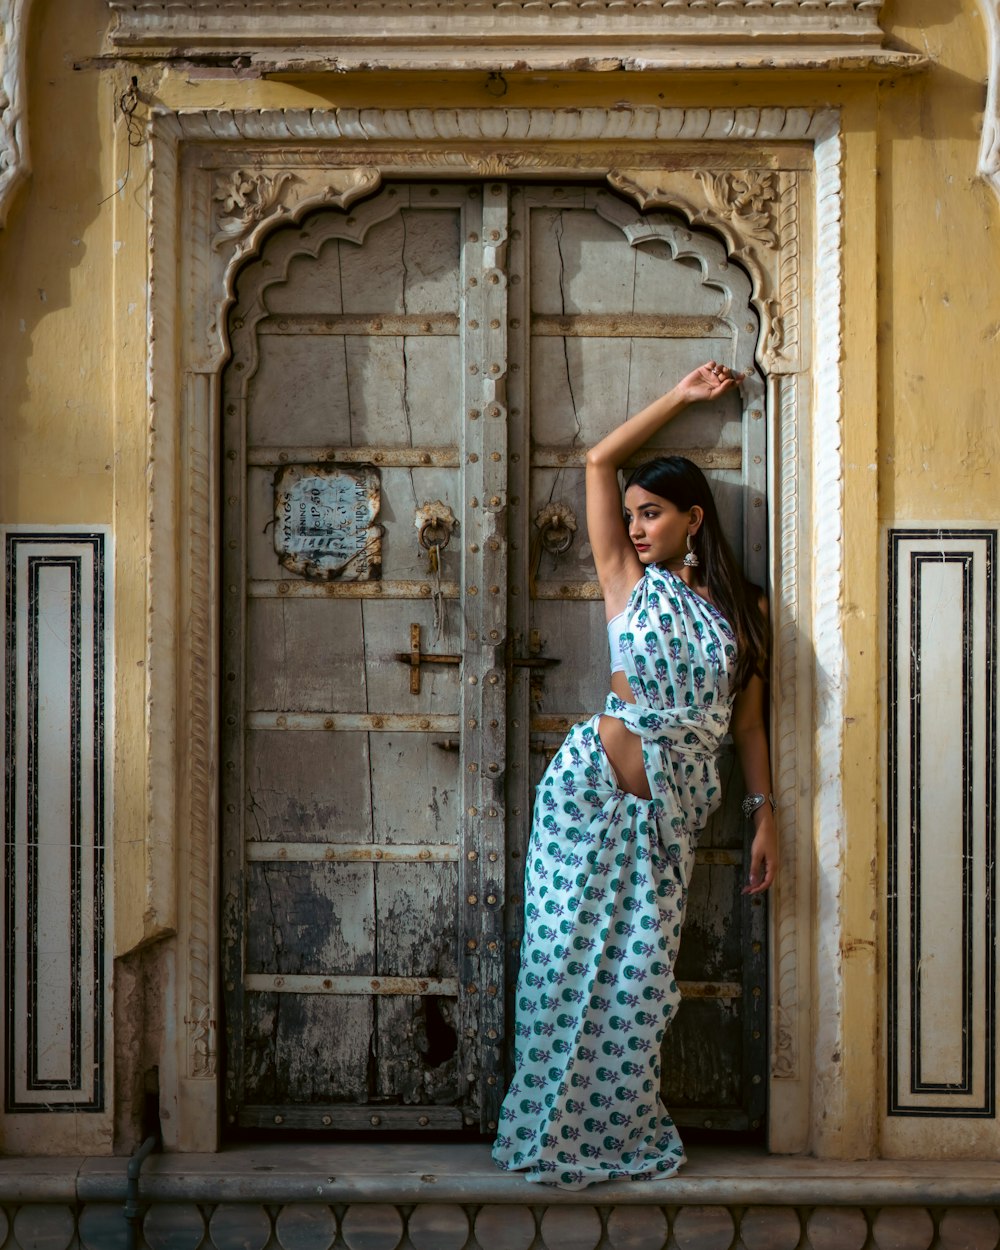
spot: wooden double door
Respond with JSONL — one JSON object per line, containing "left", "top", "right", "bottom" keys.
{"left": 221, "top": 180, "right": 767, "bottom": 1135}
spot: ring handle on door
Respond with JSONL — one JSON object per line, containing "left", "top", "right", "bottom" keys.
{"left": 530, "top": 501, "right": 578, "bottom": 596}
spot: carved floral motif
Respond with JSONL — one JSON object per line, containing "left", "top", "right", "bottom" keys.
{"left": 697, "top": 171, "right": 779, "bottom": 249}
{"left": 213, "top": 169, "right": 297, "bottom": 249}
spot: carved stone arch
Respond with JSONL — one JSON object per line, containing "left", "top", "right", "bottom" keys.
{"left": 591, "top": 188, "right": 759, "bottom": 353}
{"left": 607, "top": 169, "right": 797, "bottom": 372}
{"left": 222, "top": 182, "right": 418, "bottom": 389}
{"left": 147, "top": 106, "right": 845, "bottom": 1151}
{"left": 205, "top": 167, "right": 383, "bottom": 371}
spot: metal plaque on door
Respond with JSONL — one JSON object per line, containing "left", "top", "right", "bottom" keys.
{"left": 273, "top": 464, "right": 381, "bottom": 581}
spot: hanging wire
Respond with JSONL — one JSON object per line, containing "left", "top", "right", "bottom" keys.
{"left": 98, "top": 77, "right": 143, "bottom": 207}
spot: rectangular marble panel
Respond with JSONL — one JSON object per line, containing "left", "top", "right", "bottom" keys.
{"left": 3, "top": 530, "right": 111, "bottom": 1111}
{"left": 887, "top": 528, "right": 996, "bottom": 1117}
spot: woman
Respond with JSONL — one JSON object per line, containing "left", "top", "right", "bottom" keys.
{"left": 492, "top": 361, "right": 778, "bottom": 1189}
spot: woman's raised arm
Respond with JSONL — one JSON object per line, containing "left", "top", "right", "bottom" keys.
{"left": 585, "top": 361, "right": 742, "bottom": 611}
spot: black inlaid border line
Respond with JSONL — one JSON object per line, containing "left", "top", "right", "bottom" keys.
{"left": 4, "top": 532, "right": 107, "bottom": 1113}
{"left": 909, "top": 553, "right": 973, "bottom": 1095}
{"left": 887, "top": 528, "right": 996, "bottom": 1118}
{"left": 26, "top": 556, "right": 83, "bottom": 1092}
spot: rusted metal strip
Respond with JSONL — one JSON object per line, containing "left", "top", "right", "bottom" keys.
{"left": 238, "top": 1105, "right": 464, "bottom": 1130}
{"left": 695, "top": 848, "right": 742, "bottom": 867}
{"left": 258, "top": 313, "right": 460, "bottom": 336}
{"left": 530, "top": 714, "right": 590, "bottom": 734}
{"left": 244, "top": 974, "right": 459, "bottom": 996}
{"left": 532, "top": 312, "right": 726, "bottom": 338}
{"left": 248, "top": 579, "right": 460, "bottom": 600}
{"left": 246, "top": 842, "right": 459, "bottom": 863}
{"left": 395, "top": 622, "right": 463, "bottom": 695}
{"left": 247, "top": 712, "right": 460, "bottom": 732}
{"left": 247, "top": 445, "right": 460, "bottom": 468}
{"left": 531, "top": 580, "right": 603, "bottom": 601}
{"left": 678, "top": 981, "right": 743, "bottom": 999}
{"left": 532, "top": 446, "right": 742, "bottom": 471}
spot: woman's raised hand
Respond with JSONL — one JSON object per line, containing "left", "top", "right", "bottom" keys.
{"left": 674, "top": 360, "right": 746, "bottom": 406}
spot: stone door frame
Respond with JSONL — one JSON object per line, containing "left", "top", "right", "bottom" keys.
{"left": 143, "top": 105, "right": 846, "bottom": 1152}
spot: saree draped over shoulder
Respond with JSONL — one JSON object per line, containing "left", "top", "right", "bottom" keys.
{"left": 492, "top": 566, "right": 738, "bottom": 1189}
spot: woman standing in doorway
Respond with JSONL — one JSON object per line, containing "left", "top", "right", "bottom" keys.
{"left": 492, "top": 361, "right": 778, "bottom": 1189}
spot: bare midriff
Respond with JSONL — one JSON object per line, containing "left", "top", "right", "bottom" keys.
{"left": 598, "top": 669, "right": 652, "bottom": 800}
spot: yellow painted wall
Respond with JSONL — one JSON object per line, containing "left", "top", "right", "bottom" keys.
{"left": 877, "top": 1, "right": 999, "bottom": 520}
{"left": 0, "top": 0, "right": 996, "bottom": 1157}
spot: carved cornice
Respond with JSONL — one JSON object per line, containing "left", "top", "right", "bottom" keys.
{"left": 0, "top": 0, "right": 34, "bottom": 230}
{"left": 102, "top": 0, "right": 930, "bottom": 76}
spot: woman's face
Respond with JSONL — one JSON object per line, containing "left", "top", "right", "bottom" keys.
{"left": 623, "top": 485, "right": 701, "bottom": 568}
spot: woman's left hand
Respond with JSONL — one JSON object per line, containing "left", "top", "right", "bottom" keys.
{"left": 743, "top": 814, "right": 778, "bottom": 896}
{"left": 674, "top": 360, "right": 746, "bottom": 406}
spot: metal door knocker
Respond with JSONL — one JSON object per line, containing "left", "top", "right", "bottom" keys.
{"left": 530, "top": 501, "right": 577, "bottom": 597}
{"left": 415, "top": 501, "right": 458, "bottom": 641}
{"left": 535, "top": 501, "right": 577, "bottom": 555}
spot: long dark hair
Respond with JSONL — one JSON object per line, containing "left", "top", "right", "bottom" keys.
{"left": 624, "top": 456, "right": 768, "bottom": 690}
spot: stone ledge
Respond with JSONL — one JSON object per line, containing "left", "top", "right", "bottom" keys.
{"left": 2, "top": 1144, "right": 997, "bottom": 1207}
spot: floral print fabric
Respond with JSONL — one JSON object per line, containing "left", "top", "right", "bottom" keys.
{"left": 492, "top": 566, "right": 737, "bottom": 1189}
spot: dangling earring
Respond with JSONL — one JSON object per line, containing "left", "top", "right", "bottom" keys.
{"left": 683, "top": 533, "right": 700, "bottom": 569}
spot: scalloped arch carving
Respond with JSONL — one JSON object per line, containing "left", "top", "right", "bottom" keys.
{"left": 608, "top": 168, "right": 798, "bottom": 372}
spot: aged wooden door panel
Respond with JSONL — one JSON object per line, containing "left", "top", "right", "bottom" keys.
{"left": 222, "top": 184, "right": 506, "bottom": 1130}
{"left": 222, "top": 181, "right": 767, "bottom": 1135}
{"left": 504, "top": 186, "right": 767, "bottom": 1132}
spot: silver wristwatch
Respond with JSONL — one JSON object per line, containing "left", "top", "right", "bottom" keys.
{"left": 741, "top": 792, "right": 776, "bottom": 820}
